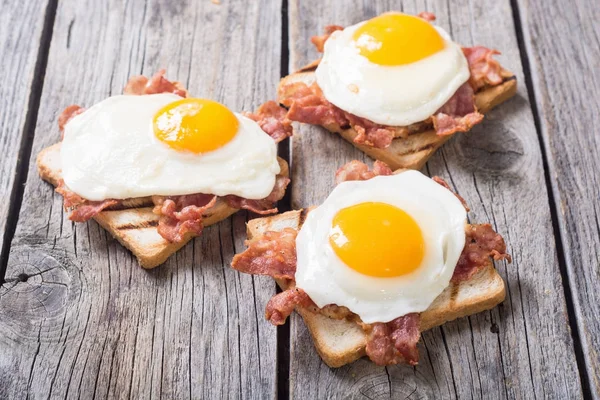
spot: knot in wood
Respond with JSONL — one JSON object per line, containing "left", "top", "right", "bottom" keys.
{"left": 0, "top": 245, "right": 82, "bottom": 340}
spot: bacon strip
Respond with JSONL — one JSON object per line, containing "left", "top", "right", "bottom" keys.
{"left": 124, "top": 69, "right": 188, "bottom": 97}
{"left": 365, "top": 313, "right": 420, "bottom": 366}
{"left": 432, "top": 83, "right": 484, "bottom": 136}
{"left": 244, "top": 101, "right": 293, "bottom": 143}
{"left": 265, "top": 288, "right": 316, "bottom": 325}
{"left": 152, "top": 194, "right": 217, "bottom": 243}
{"left": 345, "top": 113, "right": 397, "bottom": 148}
{"left": 231, "top": 227, "right": 298, "bottom": 280}
{"left": 281, "top": 80, "right": 482, "bottom": 148}
{"left": 311, "top": 25, "right": 344, "bottom": 53}
{"left": 417, "top": 11, "right": 436, "bottom": 22}
{"left": 452, "top": 224, "right": 511, "bottom": 282}
{"left": 55, "top": 180, "right": 118, "bottom": 222}
{"left": 58, "top": 105, "right": 85, "bottom": 138}
{"left": 283, "top": 82, "right": 348, "bottom": 127}
{"left": 224, "top": 175, "right": 290, "bottom": 215}
{"left": 335, "top": 160, "right": 392, "bottom": 184}
{"left": 463, "top": 46, "right": 503, "bottom": 91}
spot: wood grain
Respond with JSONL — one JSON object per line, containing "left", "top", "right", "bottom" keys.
{"left": 0, "top": 0, "right": 52, "bottom": 273}
{"left": 515, "top": 0, "right": 600, "bottom": 396}
{"left": 288, "top": 0, "right": 583, "bottom": 398}
{"left": 0, "top": 0, "right": 282, "bottom": 398}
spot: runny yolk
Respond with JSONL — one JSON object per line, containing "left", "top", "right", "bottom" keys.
{"left": 352, "top": 12, "right": 445, "bottom": 66}
{"left": 153, "top": 98, "right": 239, "bottom": 154}
{"left": 329, "top": 202, "right": 425, "bottom": 277}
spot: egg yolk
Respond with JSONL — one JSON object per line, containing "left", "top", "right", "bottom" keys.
{"left": 352, "top": 13, "right": 445, "bottom": 66}
{"left": 329, "top": 202, "right": 425, "bottom": 277}
{"left": 153, "top": 98, "right": 239, "bottom": 154}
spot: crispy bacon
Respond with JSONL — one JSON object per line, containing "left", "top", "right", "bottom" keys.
{"left": 452, "top": 224, "right": 512, "bottom": 282}
{"left": 152, "top": 194, "right": 217, "bottom": 243}
{"left": 335, "top": 160, "right": 392, "bottom": 184}
{"left": 432, "top": 83, "right": 484, "bottom": 136}
{"left": 365, "top": 313, "right": 420, "bottom": 366}
{"left": 224, "top": 175, "right": 290, "bottom": 215}
{"left": 58, "top": 105, "right": 85, "bottom": 138}
{"left": 55, "top": 180, "right": 118, "bottom": 222}
{"left": 463, "top": 46, "right": 503, "bottom": 91}
{"left": 265, "top": 287, "right": 315, "bottom": 325}
{"left": 417, "top": 11, "right": 436, "bottom": 22}
{"left": 284, "top": 82, "right": 348, "bottom": 127}
{"left": 281, "top": 81, "right": 481, "bottom": 148}
{"left": 124, "top": 69, "right": 188, "bottom": 97}
{"left": 231, "top": 227, "right": 298, "bottom": 280}
{"left": 432, "top": 176, "right": 470, "bottom": 211}
{"left": 345, "top": 113, "right": 397, "bottom": 148}
{"left": 244, "top": 101, "right": 293, "bottom": 143}
{"left": 311, "top": 25, "right": 344, "bottom": 52}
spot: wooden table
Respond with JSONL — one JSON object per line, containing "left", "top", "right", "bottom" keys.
{"left": 0, "top": 0, "right": 597, "bottom": 398}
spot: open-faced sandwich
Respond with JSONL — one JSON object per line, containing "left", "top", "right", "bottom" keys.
{"left": 278, "top": 12, "right": 517, "bottom": 170}
{"left": 232, "top": 160, "right": 511, "bottom": 367}
{"left": 38, "top": 70, "right": 292, "bottom": 268}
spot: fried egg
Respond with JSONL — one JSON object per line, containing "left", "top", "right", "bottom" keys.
{"left": 295, "top": 170, "right": 467, "bottom": 324}
{"left": 315, "top": 12, "right": 470, "bottom": 126}
{"left": 60, "top": 94, "right": 280, "bottom": 201}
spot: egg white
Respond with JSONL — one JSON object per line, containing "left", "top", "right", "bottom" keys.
{"left": 60, "top": 94, "right": 280, "bottom": 201}
{"left": 315, "top": 22, "right": 470, "bottom": 126}
{"left": 295, "top": 171, "right": 467, "bottom": 324}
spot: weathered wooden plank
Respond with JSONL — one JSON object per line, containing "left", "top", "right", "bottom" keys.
{"left": 515, "top": 0, "right": 600, "bottom": 396}
{"left": 0, "top": 0, "right": 282, "bottom": 398}
{"left": 288, "top": 0, "right": 583, "bottom": 398}
{"left": 0, "top": 0, "right": 52, "bottom": 273}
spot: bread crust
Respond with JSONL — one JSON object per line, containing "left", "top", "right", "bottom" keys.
{"left": 37, "top": 142, "right": 289, "bottom": 268}
{"left": 247, "top": 209, "right": 506, "bottom": 367}
{"left": 278, "top": 67, "right": 517, "bottom": 170}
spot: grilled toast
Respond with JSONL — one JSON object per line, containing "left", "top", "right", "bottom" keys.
{"left": 37, "top": 143, "right": 289, "bottom": 268}
{"left": 277, "top": 65, "right": 517, "bottom": 170}
{"left": 246, "top": 209, "right": 506, "bottom": 368}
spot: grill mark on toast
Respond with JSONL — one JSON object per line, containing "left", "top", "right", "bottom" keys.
{"left": 396, "top": 143, "right": 436, "bottom": 156}
{"left": 107, "top": 198, "right": 153, "bottom": 211}
{"left": 298, "top": 208, "right": 309, "bottom": 228}
{"left": 117, "top": 219, "right": 159, "bottom": 230}
{"left": 450, "top": 283, "right": 460, "bottom": 305}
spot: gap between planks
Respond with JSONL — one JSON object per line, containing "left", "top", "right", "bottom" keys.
{"left": 276, "top": 1, "right": 292, "bottom": 399}
{"left": 0, "top": 0, "right": 59, "bottom": 284}
{"left": 509, "top": 0, "right": 592, "bottom": 397}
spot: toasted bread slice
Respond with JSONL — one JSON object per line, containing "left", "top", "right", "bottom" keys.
{"left": 246, "top": 209, "right": 506, "bottom": 367}
{"left": 38, "top": 143, "right": 289, "bottom": 269}
{"left": 278, "top": 67, "right": 517, "bottom": 170}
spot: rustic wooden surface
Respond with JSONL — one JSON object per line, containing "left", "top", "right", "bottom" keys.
{"left": 515, "top": 0, "right": 600, "bottom": 395}
{"left": 0, "top": 0, "right": 52, "bottom": 272}
{"left": 0, "top": 0, "right": 597, "bottom": 398}
{"left": 0, "top": 0, "right": 281, "bottom": 399}
{"left": 288, "top": 0, "right": 583, "bottom": 398}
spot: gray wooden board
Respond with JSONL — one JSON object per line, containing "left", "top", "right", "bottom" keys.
{"left": 0, "top": 0, "right": 281, "bottom": 398}
{"left": 516, "top": 0, "right": 600, "bottom": 396}
{"left": 0, "top": 0, "right": 52, "bottom": 269}
{"left": 288, "top": 0, "right": 583, "bottom": 398}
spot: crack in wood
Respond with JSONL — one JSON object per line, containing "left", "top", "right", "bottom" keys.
{"left": 509, "top": 0, "right": 592, "bottom": 397}
{"left": 0, "top": 0, "right": 59, "bottom": 283}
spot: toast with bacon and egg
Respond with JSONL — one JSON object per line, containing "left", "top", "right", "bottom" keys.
{"left": 232, "top": 161, "right": 510, "bottom": 367}
{"left": 38, "top": 70, "right": 291, "bottom": 268}
{"left": 278, "top": 12, "right": 517, "bottom": 170}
